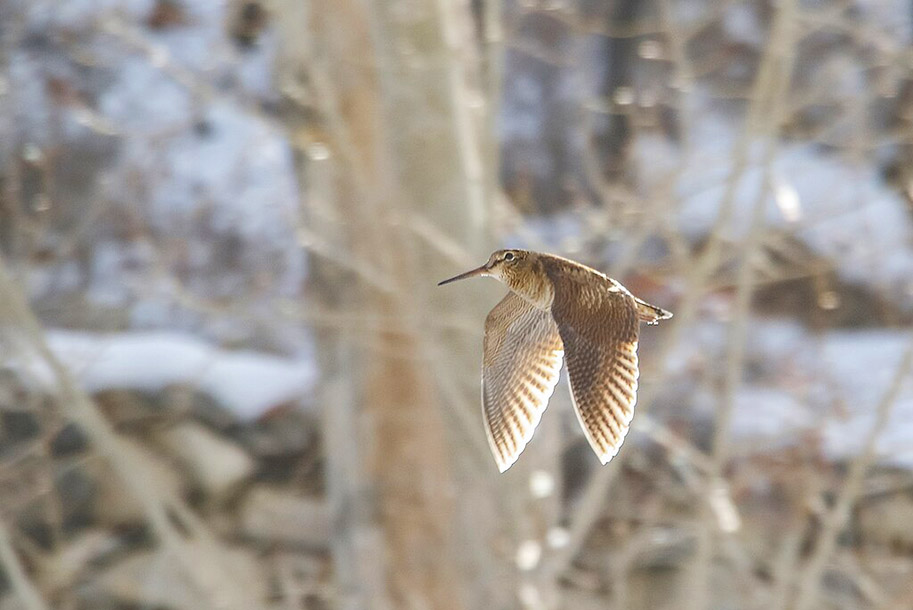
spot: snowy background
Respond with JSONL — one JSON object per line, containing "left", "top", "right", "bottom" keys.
{"left": 1, "top": 0, "right": 913, "bottom": 609}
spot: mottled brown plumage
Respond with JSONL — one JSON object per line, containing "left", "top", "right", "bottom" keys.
{"left": 439, "top": 249, "right": 672, "bottom": 472}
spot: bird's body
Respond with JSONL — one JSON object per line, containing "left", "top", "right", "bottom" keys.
{"left": 439, "top": 249, "right": 672, "bottom": 472}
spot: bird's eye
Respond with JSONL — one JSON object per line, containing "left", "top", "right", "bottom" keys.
{"left": 504, "top": 252, "right": 515, "bottom": 261}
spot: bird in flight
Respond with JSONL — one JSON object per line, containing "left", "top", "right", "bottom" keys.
{"left": 439, "top": 249, "right": 672, "bottom": 472}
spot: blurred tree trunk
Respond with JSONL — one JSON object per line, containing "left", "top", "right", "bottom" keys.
{"left": 275, "top": 0, "right": 503, "bottom": 608}
{"left": 595, "top": 0, "right": 643, "bottom": 182}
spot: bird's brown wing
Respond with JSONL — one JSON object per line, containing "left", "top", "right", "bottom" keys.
{"left": 483, "top": 292, "right": 564, "bottom": 472}
{"left": 549, "top": 274, "right": 640, "bottom": 463}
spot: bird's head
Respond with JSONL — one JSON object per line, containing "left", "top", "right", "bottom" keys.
{"left": 438, "top": 249, "right": 534, "bottom": 289}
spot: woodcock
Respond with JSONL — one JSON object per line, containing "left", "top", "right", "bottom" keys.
{"left": 439, "top": 249, "right": 672, "bottom": 472}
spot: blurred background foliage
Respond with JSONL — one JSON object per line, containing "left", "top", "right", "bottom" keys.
{"left": 1, "top": 0, "right": 913, "bottom": 609}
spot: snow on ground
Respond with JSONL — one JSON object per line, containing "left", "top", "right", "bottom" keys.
{"left": 3, "top": 0, "right": 309, "bottom": 346}
{"left": 634, "top": 108, "right": 913, "bottom": 310}
{"left": 20, "top": 330, "right": 318, "bottom": 421}
{"left": 663, "top": 315, "right": 913, "bottom": 468}
{"left": 686, "top": 384, "right": 813, "bottom": 452}
{"left": 818, "top": 329, "right": 913, "bottom": 467}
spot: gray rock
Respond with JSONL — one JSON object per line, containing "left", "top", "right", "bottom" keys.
{"left": 161, "top": 384, "right": 241, "bottom": 431}
{"left": 240, "top": 486, "right": 330, "bottom": 549}
{"left": 857, "top": 492, "right": 913, "bottom": 550}
{"left": 158, "top": 422, "right": 254, "bottom": 500}
{"left": 92, "top": 544, "right": 267, "bottom": 610}
{"left": 37, "top": 529, "right": 120, "bottom": 595}
{"left": 91, "top": 440, "right": 183, "bottom": 526}
{"left": 238, "top": 407, "right": 315, "bottom": 458}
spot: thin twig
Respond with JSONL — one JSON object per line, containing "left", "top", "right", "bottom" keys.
{"left": 687, "top": 0, "right": 799, "bottom": 605}
{"left": 792, "top": 339, "right": 913, "bottom": 610}
{"left": 0, "top": 518, "right": 49, "bottom": 610}
{"left": 0, "top": 256, "right": 262, "bottom": 610}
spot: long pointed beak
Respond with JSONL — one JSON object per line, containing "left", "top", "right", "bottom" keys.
{"left": 437, "top": 265, "right": 489, "bottom": 286}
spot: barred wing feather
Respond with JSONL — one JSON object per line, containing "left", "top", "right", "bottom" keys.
{"left": 482, "top": 292, "right": 564, "bottom": 472}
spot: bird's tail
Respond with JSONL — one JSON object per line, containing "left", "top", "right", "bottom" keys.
{"left": 634, "top": 297, "right": 673, "bottom": 325}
